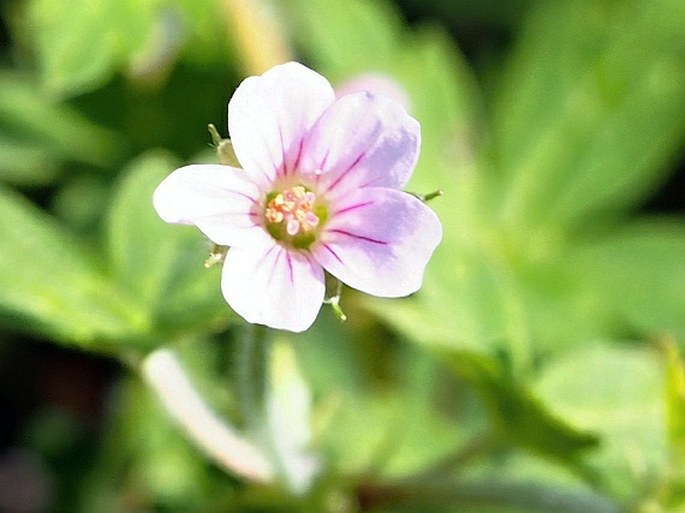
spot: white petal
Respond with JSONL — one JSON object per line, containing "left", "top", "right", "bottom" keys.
{"left": 152, "top": 164, "right": 270, "bottom": 248}
{"left": 221, "top": 245, "right": 325, "bottom": 332}
{"left": 228, "top": 62, "right": 335, "bottom": 189}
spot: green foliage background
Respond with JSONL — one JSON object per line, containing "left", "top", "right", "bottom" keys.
{"left": 1, "top": 0, "right": 685, "bottom": 511}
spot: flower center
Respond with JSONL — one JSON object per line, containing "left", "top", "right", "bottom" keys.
{"left": 264, "top": 185, "right": 326, "bottom": 249}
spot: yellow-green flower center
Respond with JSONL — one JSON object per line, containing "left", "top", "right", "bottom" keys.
{"left": 264, "top": 185, "right": 327, "bottom": 249}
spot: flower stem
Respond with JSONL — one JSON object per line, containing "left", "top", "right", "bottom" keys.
{"left": 237, "top": 323, "right": 271, "bottom": 434}
{"left": 324, "top": 273, "right": 347, "bottom": 322}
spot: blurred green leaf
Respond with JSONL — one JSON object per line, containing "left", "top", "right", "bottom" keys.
{"left": 440, "top": 350, "right": 597, "bottom": 464}
{"left": 51, "top": 174, "right": 111, "bottom": 234}
{"left": 360, "top": 479, "right": 619, "bottom": 513}
{"left": 379, "top": 348, "right": 471, "bottom": 478}
{"left": 0, "top": 72, "right": 122, "bottom": 183}
{"left": 0, "top": 186, "right": 146, "bottom": 347}
{"left": 665, "top": 341, "right": 685, "bottom": 462}
{"left": 571, "top": 220, "right": 685, "bottom": 340}
{"left": 284, "top": 0, "right": 401, "bottom": 79}
{"left": 535, "top": 343, "right": 667, "bottom": 499}
{"left": 0, "top": 136, "right": 58, "bottom": 185}
{"left": 106, "top": 150, "right": 232, "bottom": 339}
{"left": 493, "top": 0, "right": 685, "bottom": 228}
{"left": 27, "top": 0, "right": 155, "bottom": 96}
{"left": 265, "top": 337, "right": 319, "bottom": 493}
{"left": 23, "top": 0, "right": 229, "bottom": 97}
{"left": 291, "top": 319, "right": 467, "bottom": 478}
{"left": 77, "top": 376, "right": 217, "bottom": 513}
{"left": 317, "top": 390, "right": 463, "bottom": 479}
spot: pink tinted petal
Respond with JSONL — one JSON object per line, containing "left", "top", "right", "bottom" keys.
{"left": 335, "top": 73, "right": 411, "bottom": 111}
{"left": 228, "top": 62, "right": 335, "bottom": 188}
{"left": 153, "top": 164, "right": 270, "bottom": 248}
{"left": 312, "top": 188, "right": 441, "bottom": 297}
{"left": 300, "top": 91, "right": 420, "bottom": 196}
{"left": 221, "top": 245, "right": 325, "bottom": 332}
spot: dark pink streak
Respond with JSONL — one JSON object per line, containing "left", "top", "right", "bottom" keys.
{"left": 278, "top": 126, "right": 288, "bottom": 178}
{"left": 261, "top": 245, "right": 280, "bottom": 287}
{"left": 291, "top": 138, "right": 305, "bottom": 174}
{"left": 324, "top": 151, "right": 366, "bottom": 194}
{"left": 318, "top": 148, "right": 331, "bottom": 175}
{"left": 285, "top": 251, "right": 294, "bottom": 285}
{"left": 331, "top": 200, "right": 374, "bottom": 217}
{"left": 328, "top": 229, "right": 388, "bottom": 245}
{"left": 234, "top": 191, "right": 259, "bottom": 206}
{"left": 321, "top": 243, "right": 343, "bottom": 264}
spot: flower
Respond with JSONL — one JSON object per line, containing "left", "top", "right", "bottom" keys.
{"left": 153, "top": 62, "right": 442, "bottom": 332}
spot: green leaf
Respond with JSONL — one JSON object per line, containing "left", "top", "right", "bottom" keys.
{"left": 665, "top": 341, "right": 685, "bottom": 462}
{"left": 493, "top": 0, "right": 685, "bottom": 228}
{"left": 367, "top": 248, "right": 523, "bottom": 357}
{"left": 441, "top": 350, "right": 598, "bottom": 462}
{"left": 535, "top": 343, "right": 668, "bottom": 499}
{"left": 284, "top": 0, "right": 402, "bottom": 79}
{"left": 25, "top": 0, "right": 153, "bottom": 95}
{"left": 79, "top": 376, "right": 213, "bottom": 511}
{"left": 291, "top": 320, "right": 467, "bottom": 478}
{"left": 317, "top": 390, "right": 464, "bottom": 479}
{"left": 0, "top": 186, "right": 146, "bottom": 347}
{"left": 23, "top": 0, "right": 229, "bottom": 97}
{"left": 0, "top": 136, "right": 58, "bottom": 185}
{"left": 106, "top": 150, "right": 232, "bottom": 339}
{"left": 571, "top": 220, "right": 685, "bottom": 340}
{"left": 265, "top": 337, "right": 319, "bottom": 493}
{"left": 0, "top": 73, "right": 121, "bottom": 177}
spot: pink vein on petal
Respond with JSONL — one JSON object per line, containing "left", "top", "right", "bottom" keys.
{"left": 278, "top": 126, "right": 288, "bottom": 178}
{"left": 331, "top": 200, "right": 375, "bottom": 217}
{"left": 249, "top": 128, "right": 280, "bottom": 183}
{"left": 327, "top": 229, "right": 388, "bottom": 245}
{"left": 285, "top": 251, "right": 294, "bottom": 285}
{"left": 264, "top": 246, "right": 283, "bottom": 288}
{"left": 319, "top": 148, "right": 331, "bottom": 175}
{"left": 256, "top": 244, "right": 277, "bottom": 275}
{"left": 324, "top": 151, "right": 367, "bottom": 194}
{"left": 320, "top": 243, "right": 344, "bottom": 264}
{"left": 358, "top": 177, "right": 383, "bottom": 189}
{"left": 292, "top": 138, "right": 305, "bottom": 175}
{"left": 234, "top": 191, "right": 259, "bottom": 204}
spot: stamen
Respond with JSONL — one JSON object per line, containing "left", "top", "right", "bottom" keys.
{"left": 264, "top": 185, "right": 323, "bottom": 248}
